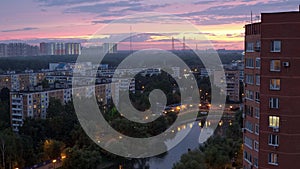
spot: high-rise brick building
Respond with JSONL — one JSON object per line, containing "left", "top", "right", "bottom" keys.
{"left": 243, "top": 10, "right": 300, "bottom": 169}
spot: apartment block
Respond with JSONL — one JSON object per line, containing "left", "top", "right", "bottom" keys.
{"left": 7, "top": 43, "right": 39, "bottom": 57}
{"left": 0, "top": 43, "right": 8, "bottom": 57}
{"left": 0, "top": 73, "right": 45, "bottom": 91}
{"left": 243, "top": 10, "right": 300, "bottom": 169}
{"left": 10, "top": 83, "right": 118, "bottom": 132}
{"left": 40, "top": 42, "right": 81, "bottom": 55}
{"left": 214, "top": 69, "right": 240, "bottom": 102}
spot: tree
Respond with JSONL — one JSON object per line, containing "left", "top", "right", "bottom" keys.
{"left": 41, "top": 79, "right": 50, "bottom": 89}
{"left": 0, "top": 88, "right": 10, "bottom": 102}
{"left": 62, "top": 146, "right": 102, "bottom": 169}
{"left": 0, "top": 134, "right": 5, "bottom": 169}
{"left": 173, "top": 150, "right": 206, "bottom": 169}
{"left": 46, "top": 98, "right": 64, "bottom": 118}
{"left": 0, "top": 129, "right": 23, "bottom": 169}
{"left": 43, "top": 139, "right": 65, "bottom": 160}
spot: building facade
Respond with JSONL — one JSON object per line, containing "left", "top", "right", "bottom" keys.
{"left": 243, "top": 11, "right": 300, "bottom": 169}
{"left": 0, "top": 73, "right": 45, "bottom": 91}
{"left": 39, "top": 42, "right": 81, "bottom": 55}
{"left": 10, "top": 83, "right": 118, "bottom": 132}
{"left": 103, "top": 43, "right": 117, "bottom": 54}
{"left": 0, "top": 43, "right": 39, "bottom": 57}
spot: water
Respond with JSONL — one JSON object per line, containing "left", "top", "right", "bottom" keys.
{"left": 148, "top": 123, "right": 202, "bottom": 169}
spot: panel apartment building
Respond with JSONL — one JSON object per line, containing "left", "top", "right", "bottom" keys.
{"left": 243, "top": 10, "right": 300, "bottom": 169}
{"left": 10, "top": 83, "right": 119, "bottom": 132}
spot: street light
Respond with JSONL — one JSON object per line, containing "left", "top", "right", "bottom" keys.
{"left": 52, "top": 159, "right": 57, "bottom": 169}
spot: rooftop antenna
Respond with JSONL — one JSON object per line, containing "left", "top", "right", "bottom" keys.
{"left": 183, "top": 36, "right": 186, "bottom": 50}
{"left": 256, "top": 15, "right": 260, "bottom": 22}
{"left": 251, "top": 11, "right": 253, "bottom": 24}
{"left": 250, "top": 11, "right": 253, "bottom": 34}
{"left": 172, "top": 37, "right": 175, "bottom": 51}
{"left": 130, "top": 26, "right": 132, "bottom": 53}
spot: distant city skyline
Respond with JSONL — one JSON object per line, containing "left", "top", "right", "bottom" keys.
{"left": 0, "top": 0, "right": 299, "bottom": 50}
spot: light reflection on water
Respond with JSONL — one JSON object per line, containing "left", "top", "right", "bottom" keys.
{"left": 148, "top": 122, "right": 202, "bottom": 169}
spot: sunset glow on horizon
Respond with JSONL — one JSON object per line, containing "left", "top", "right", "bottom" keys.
{"left": 0, "top": 0, "right": 299, "bottom": 50}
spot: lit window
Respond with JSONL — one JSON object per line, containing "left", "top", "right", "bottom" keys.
{"left": 270, "top": 60, "right": 281, "bottom": 71}
{"left": 256, "top": 58, "right": 261, "bottom": 69}
{"left": 271, "top": 40, "right": 281, "bottom": 52}
{"left": 269, "top": 134, "right": 279, "bottom": 146}
{"left": 270, "top": 79, "right": 280, "bottom": 90}
{"left": 268, "top": 153, "right": 278, "bottom": 165}
{"left": 269, "top": 116, "right": 280, "bottom": 128}
{"left": 269, "top": 98, "right": 279, "bottom": 109}
{"left": 246, "top": 42, "right": 254, "bottom": 52}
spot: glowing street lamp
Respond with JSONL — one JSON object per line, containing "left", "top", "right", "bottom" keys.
{"left": 52, "top": 159, "right": 57, "bottom": 169}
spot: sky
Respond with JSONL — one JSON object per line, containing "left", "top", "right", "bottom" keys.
{"left": 0, "top": 0, "right": 299, "bottom": 50}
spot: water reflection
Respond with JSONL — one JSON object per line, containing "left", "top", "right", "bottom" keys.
{"left": 148, "top": 121, "right": 211, "bottom": 169}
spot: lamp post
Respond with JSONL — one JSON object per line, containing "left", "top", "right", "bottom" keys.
{"left": 52, "top": 159, "right": 57, "bottom": 169}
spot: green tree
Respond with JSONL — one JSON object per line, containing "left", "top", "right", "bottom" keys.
{"left": 62, "top": 146, "right": 102, "bottom": 169}
{"left": 43, "top": 139, "right": 65, "bottom": 160}
{"left": 173, "top": 150, "right": 206, "bottom": 169}
{"left": 41, "top": 79, "right": 50, "bottom": 89}
{"left": 0, "top": 129, "right": 23, "bottom": 169}
{"left": 0, "top": 88, "right": 10, "bottom": 102}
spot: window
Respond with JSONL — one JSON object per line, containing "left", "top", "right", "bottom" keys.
{"left": 245, "top": 121, "right": 254, "bottom": 132}
{"left": 255, "top": 92, "right": 260, "bottom": 102}
{"left": 270, "top": 60, "right": 281, "bottom": 72}
{"left": 254, "top": 141, "right": 259, "bottom": 151}
{"left": 269, "top": 134, "right": 279, "bottom": 146}
{"left": 269, "top": 116, "right": 280, "bottom": 128}
{"left": 245, "top": 58, "right": 254, "bottom": 68}
{"left": 255, "top": 108, "right": 260, "bottom": 119}
{"left": 246, "top": 74, "right": 254, "bottom": 84}
{"left": 269, "top": 98, "right": 279, "bottom": 109}
{"left": 271, "top": 40, "right": 281, "bottom": 52}
{"left": 245, "top": 90, "right": 254, "bottom": 100}
{"left": 254, "top": 157, "right": 259, "bottom": 168}
{"left": 245, "top": 105, "right": 253, "bottom": 117}
{"left": 244, "top": 136, "right": 253, "bottom": 149}
{"left": 270, "top": 79, "right": 280, "bottom": 90}
{"left": 256, "top": 74, "right": 260, "bottom": 86}
{"left": 255, "top": 124, "right": 259, "bottom": 135}
{"left": 268, "top": 153, "right": 278, "bottom": 165}
{"left": 255, "top": 41, "right": 261, "bottom": 51}
{"left": 256, "top": 58, "right": 261, "bottom": 69}
{"left": 244, "top": 151, "right": 252, "bottom": 164}
{"left": 246, "top": 42, "right": 254, "bottom": 52}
